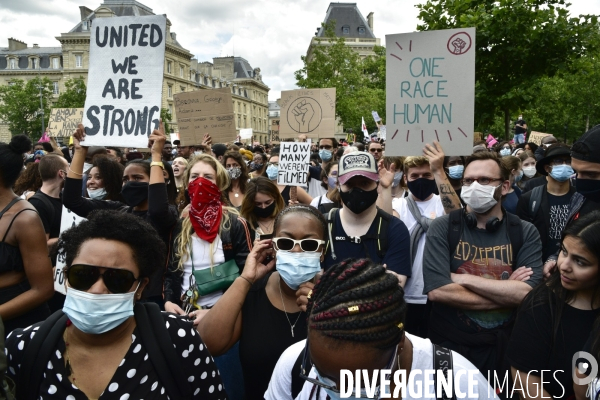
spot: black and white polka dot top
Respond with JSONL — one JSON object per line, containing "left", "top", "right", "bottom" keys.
{"left": 5, "top": 312, "right": 227, "bottom": 399}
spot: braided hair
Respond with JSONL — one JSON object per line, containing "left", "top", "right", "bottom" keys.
{"left": 307, "top": 258, "right": 406, "bottom": 350}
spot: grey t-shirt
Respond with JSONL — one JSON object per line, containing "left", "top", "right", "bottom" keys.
{"left": 423, "top": 214, "right": 543, "bottom": 333}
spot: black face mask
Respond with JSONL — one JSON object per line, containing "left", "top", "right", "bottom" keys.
{"left": 254, "top": 202, "right": 276, "bottom": 218}
{"left": 339, "top": 185, "right": 378, "bottom": 214}
{"left": 407, "top": 177, "right": 437, "bottom": 201}
{"left": 576, "top": 178, "right": 600, "bottom": 203}
{"left": 121, "top": 181, "right": 149, "bottom": 207}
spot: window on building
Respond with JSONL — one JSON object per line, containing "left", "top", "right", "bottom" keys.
{"left": 190, "top": 71, "right": 194, "bottom": 81}
{"left": 342, "top": 25, "right": 350, "bottom": 34}
{"left": 358, "top": 26, "right": 366, "bottom": 34}
{"left": 180, "top": 65, "right": 184, "bottom": 77}
{"left": 82, "top": 20, "right": 89, "bottom": 31}
{"left": 9, "top": 59, "right": 16, "bottom": 70}
{"left": 238, "top": 115, "right": 241, "bottom": 128}
{"left": 52, "top": 58, "right": 59, "bottom": 69}
{"left": 53, "top": 81, "right": 59, "bottom": 95}
{"left": 167, "top": 61, "right": 172, "bottom": 74}
{"left": 168, "top": 85, "right": 173, "bottom": 98}
{"left": 168, "top": 104, "right": 173, "bottom": 115}
{"left": 180, "top": 86, "right": 185, "bottom": 92}
{"left": 31, "top": 58, "right": 37, "bottom": 70}
{"left": 75, "top": 54, "right": 82, "bottom": 68}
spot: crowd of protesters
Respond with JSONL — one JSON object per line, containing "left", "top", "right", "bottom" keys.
{"left": 0, "top": 120, "right": 598, "bottom": 400}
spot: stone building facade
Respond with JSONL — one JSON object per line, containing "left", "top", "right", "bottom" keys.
{"left": 0, "top": 0, "right": 270, "bottom": 144}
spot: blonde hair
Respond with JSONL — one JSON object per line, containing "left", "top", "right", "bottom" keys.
{"left": 403, "top": 156, "right": 430, "bottom": 175}
{"left": 175, "top": 154, "right": 239, "bottom": 271}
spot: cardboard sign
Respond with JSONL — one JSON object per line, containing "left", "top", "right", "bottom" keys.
{"left": 82, "top": 15, "right": 166, "bottom": 148}
{"left": 169, "top": 132, "right": 180, "bottom": 144}
{"left": 386, "top": 28, "right": 476, "bottom": 156}
{"left": 54, "top": 207, "right": 86, "bottom": 295}
{"left": 240, "top": 128, "right": 253, "bottom": 139}
{"left": 47, "top": 108, "right": 84, "bottom": 137}
{"left": 175, "top": 87, "right": 236, "bottom": 145}
{"left": 529, "top": 131, "right": 552, "bottom": 145}
{"left": 270, "top": 130, "right": 281, "bottom": 144}
{"left": 372, "top": 110, "right": 381, "bottom": 122}
{"left": 279, "top": 88, "right": 336, "bottom": 140}
{"left": 379, "top": 125, "right": 387, "bottom": 140}
{"left": 277, "top": 142, "right": 311, "bottom": 186}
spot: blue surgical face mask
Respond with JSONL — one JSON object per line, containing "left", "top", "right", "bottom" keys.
{"left": 514, "top": 169, "right": 524, "bottom": 183}
{"left": 266, "top": 164, "right": 278, "bottom": 180}
{"left": 448, "top": 165, "right": 464, "bottom": 180}
{"left": 63, "top": 285, "right": 138, "bottom": 334}
{"left": 276, "top": 250, "right": 321, "bottom": 290}
{"left": 319, "top": 149, "right": 333, "bottom": 162}
{"left": 500, "top": 148, "right": 511, "bottom": 157}
{"left": 87, "top": 187, "right": 107, "bottom": 200}
{"left": 549, "top": 165, "right": 574, "bottom": 182}
{"left": 392, "top": 172, "right": 403, "bottom": 188}
{"left": 327, "top": 176, "right": 337, "bottom": 190}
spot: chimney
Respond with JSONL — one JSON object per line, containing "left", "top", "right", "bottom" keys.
{"left": 367, "top": 12, "right": 374, "bottom": 32}
{"left": 33, "top": 44, "right": 39, "bottom": 48}
{"left": 8, "top": 38, "right": 27, "bottom": 51}
{"left": 79, "top": 6, "right": 93, "bottom": 20}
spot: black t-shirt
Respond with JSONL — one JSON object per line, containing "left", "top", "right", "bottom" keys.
{"left": 28, "top": 191, "right": 62, "bottom": 239}
{"left": 507, "top": 290, "right": 600, "bottom": 399}
{"left": 577, "top": 198, "right": 600, "bottom": 220}
{"left": 515, "top": 120, "right": 527, "bottom": 134}
{"left": 546, "top": 193, "right": 571, "bottom": 257}
{"left": 240, "top": 273, "right": 308, "bottom": 400}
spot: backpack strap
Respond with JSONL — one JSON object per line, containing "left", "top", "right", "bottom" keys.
{"left": 291, "top": 348, "right": 310, "bottom": 399}
{"left": 528, "top": 184, "right": 544, "bottom": 219}
{"left": 506, "top": 212, "right": 524, "bottom": 270}
{"left": 29, "top": 192, "right": 56, "bottom": 226}
{"left": 433, "top": 344, "right": 456, "bottom": 400}
{"left": 134, "top": 303, "right": 192, "bottom": 399}
{"left": 19, "top": 310, "right": 68, "bottom": 400}
{"left": 446, "top": 209, "right": 464, "bottom": 260}
{"left": 325, "top": 208, "right": 339, "bottom": 261}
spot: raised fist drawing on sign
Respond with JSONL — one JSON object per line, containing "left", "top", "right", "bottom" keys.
{"left": 292, "top": 99, "right": 315, "bottom": 133}
{"left": 451, "top": 37, "right": 467, "bottom": 54}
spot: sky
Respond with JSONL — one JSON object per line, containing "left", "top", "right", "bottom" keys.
{"left": 1, "top": 0, "right": 600, "bottom": 101}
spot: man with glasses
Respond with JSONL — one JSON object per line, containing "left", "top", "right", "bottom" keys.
{"left": 422, "top": 151, "right": 543, "bottom": 394}
{"left": 367, "top": 141, "right": 383, "bottom": 161}
{"left": 517, "top": 144, "right": 575, "bottom": 262}
{"left": 307, "top": 138, "right": 338, "bottom": 198}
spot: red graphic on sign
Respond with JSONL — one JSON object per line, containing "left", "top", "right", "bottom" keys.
{"left": 447, "top": 32, "right": 472, "bottom": 55}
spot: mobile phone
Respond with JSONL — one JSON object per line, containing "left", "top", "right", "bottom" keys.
{"left": 259, "top": 233, "right": 273, "bottom": 240}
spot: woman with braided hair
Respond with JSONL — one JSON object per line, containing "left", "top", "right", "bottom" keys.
{"left": 198, "top": 204, "right": 327, "bottom": 400}
{"left": 266, "top": 258, "right": 496, "bottom": 400}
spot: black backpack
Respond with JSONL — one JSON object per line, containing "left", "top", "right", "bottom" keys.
{"left": 324, "top": 207, "right": 391, "bottom": 262}
{"left": 447, "top": 209, "right": 524, "bottom": 270}
{"left": 17, "top": 303, "right": 192, "bottom": 400}
{"left": 28, "top": 191, "right": 56, "bottom": 224}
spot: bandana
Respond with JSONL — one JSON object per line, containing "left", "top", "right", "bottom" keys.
{"left": 188, "top": 177, "right": 223, "bottom": 243}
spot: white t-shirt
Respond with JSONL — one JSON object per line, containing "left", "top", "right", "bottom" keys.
{"left": 265, "top": 333, "right": 497, "bottom": 400}
{"left": 393, "top": 195, "right": 445, "bottom": 304}
{"left": 308, "top": 177, "right": 327, "bottom": 199}
{"left": 182, "top": 234, "right": 226, "bottom": 307}
{"left": 310, "top": 194, "right": 333, "bottom": 209}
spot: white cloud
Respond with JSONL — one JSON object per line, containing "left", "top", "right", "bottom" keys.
{"left": 0, "top": 0, "right": 598, "bottom": 101}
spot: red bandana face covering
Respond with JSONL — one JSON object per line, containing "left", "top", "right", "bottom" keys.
{"left": 188, "top": 176, "right": 223, "bottom": 243}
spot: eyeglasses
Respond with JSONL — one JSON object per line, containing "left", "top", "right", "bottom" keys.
{"left": 65, "top": 264, "right": 138, "bottom": 294}
{"left": 272, "top": 237, "right": 325, "bottom": 252}
{"left": 550, "top": 158, "right": 571, "bottom": 166}
{"left": 461, "top": 177, "right": 504, "bottom": 186}
{"left": 369, "top": 148, "right": 383, "bottom": 153}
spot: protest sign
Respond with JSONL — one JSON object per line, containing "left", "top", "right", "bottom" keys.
{"left": 169, "top": 132, "right": 180, "bottom": 144}
{"left": 379, "top": 125, "right": 387, "bottom": 140}
{"left": 279, "top": 88, "right": 336, "bottom": 140}
{"left": 277, "top": 142, "right": 311, "bottom": 186}
{"left": 47, "top": 108, "right": 84, "bottom": 137}
{"left": 54, "top": 207, "right": 86, "bottom": 295}
{"left": 386, "top": 28, "right": 475, "bottom": 156}
{"left": 82, "top": 15, "right": 166, "bottom": 148}
{"left": 529, "top": 131, "right": 552, "bottom": 145}
{"left": 240, "top": 128, "right": 253, "bottom": 139}
{"left": 270, "top": 130, "right": 281, "bottom": 144}
{"left": 175, "top": 87, "right": 236, "bottom": 145}
{"left": 372, "top": 111, "right": 381, "bottom": 122}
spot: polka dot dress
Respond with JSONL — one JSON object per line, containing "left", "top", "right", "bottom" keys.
{"left": 5, "top": 313, "right": 227, "bottom": 399}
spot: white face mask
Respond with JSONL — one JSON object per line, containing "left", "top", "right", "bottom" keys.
{"left": 523, "top": 166, "right": 537, "bottom": 178}
{"left": 87, "top": 187, "right": 107, "bottom": 200}
{"left": 83, "top": 162, "right": 93, "bottom": 173}
{"left": 460, "top": 181, "right": 501, "bottom": 214}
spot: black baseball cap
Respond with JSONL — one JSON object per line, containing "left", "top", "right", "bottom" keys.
{"left": 536, "top": 144, "right": 571, "bottom": 176}
{"left": 572, "top": 124, "right": 600, "bottom": 164}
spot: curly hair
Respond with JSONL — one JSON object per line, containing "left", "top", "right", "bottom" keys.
{"left": 306, "top": 258, "right": 407, "bottom": 350}
{"left": 91, "top": 156, "right": 125, "bottom": 201}
{"left": 0, "top": 135, "right": 31, "bottom": 188}
{"left": 58, "top": 210, "right": 166, "bottom": 282}
{"left": 14, "top": 162, "right": 42, "bottom": 196}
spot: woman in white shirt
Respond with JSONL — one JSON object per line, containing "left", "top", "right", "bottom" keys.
{"left": 309, "top": 162, "right": 340, "bottom": 212}
{"left": 266, "top": 259, "right": 496, "bottom": 400}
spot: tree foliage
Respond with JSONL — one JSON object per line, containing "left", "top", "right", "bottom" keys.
{"left": 54, "top": 77, "right": 87, "bottom": 108}
{"left": 160, "top": 108, "right": 172, "bottom": 134}
{"left": 0, "top": 77, "right": 53, "bottom": 140}
{"left": 416, "top": 0, "right": 599, "bottom": 139}
{"left": 295, "top": 23, "right": 385, "bottom": 139}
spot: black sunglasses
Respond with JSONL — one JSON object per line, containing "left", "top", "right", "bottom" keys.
{"left": 65, "top": 264, "right": 138, "bottom": 294}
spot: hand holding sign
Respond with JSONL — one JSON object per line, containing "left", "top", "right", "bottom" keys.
{"left": 292, "top": 100, "right": 315, "bottom": 134}
{"left": 148, "top": 119, "right": 166, "bottom": 155}
{"left": 72, "top": 123, "right": 88, "bottom": 150}
{"left": 423, "top": 141, "right": 446, "bottom": 174}
{"left": 202, "top": 133, "right": 212, "bottom": 147}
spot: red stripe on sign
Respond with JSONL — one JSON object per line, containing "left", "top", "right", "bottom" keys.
{"left": 447, "top": 130, "right": 453, "bottom": 141}
{"left": 396, "top": 42, "right": 403, "bottom": 50}
{"left": 392, "top": 129, "right": 399, "bottom": 140}
{"left": 435, "top": 130, "right": 440, "bottom": 142}
{"left": 391, "top": 54, "right": 402, "bottom": 61}
{"left": 458, "top": 127, "right": 468, "bottom": 137}
{"left": 406, "top": 130, "right": 410, "bottom": 142}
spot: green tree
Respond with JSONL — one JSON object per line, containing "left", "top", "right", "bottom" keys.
{"left": 54, "top": 77, "right": 87, "bottom": 108}
{"left": 0, "top": 77, "right": 53, "bottom": 140}
{"left": 295, "top": 23, "right": 385, "bottom": 136}
{"left": 416, "top": 0, "right": 599, "bottom": 139}
{"left": 160, "top": 108, "right": 172, "bottom": 134}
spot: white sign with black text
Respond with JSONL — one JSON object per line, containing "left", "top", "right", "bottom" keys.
{"left": 54, "top": 207, "right": 86, "bottom": 295}
{"left": 277, "top": 142, "right": 311, "bottom": 186}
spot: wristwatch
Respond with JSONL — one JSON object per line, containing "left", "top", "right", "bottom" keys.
{"left": 150, "top": 161, "right": 164, "bottom": 170}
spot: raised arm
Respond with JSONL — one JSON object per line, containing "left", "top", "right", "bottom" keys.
{"left": 376, "top": 159, "right": 395, "bottom": 215}
{"left": 423, "top": 141, "right": 462, "bottom": 214}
